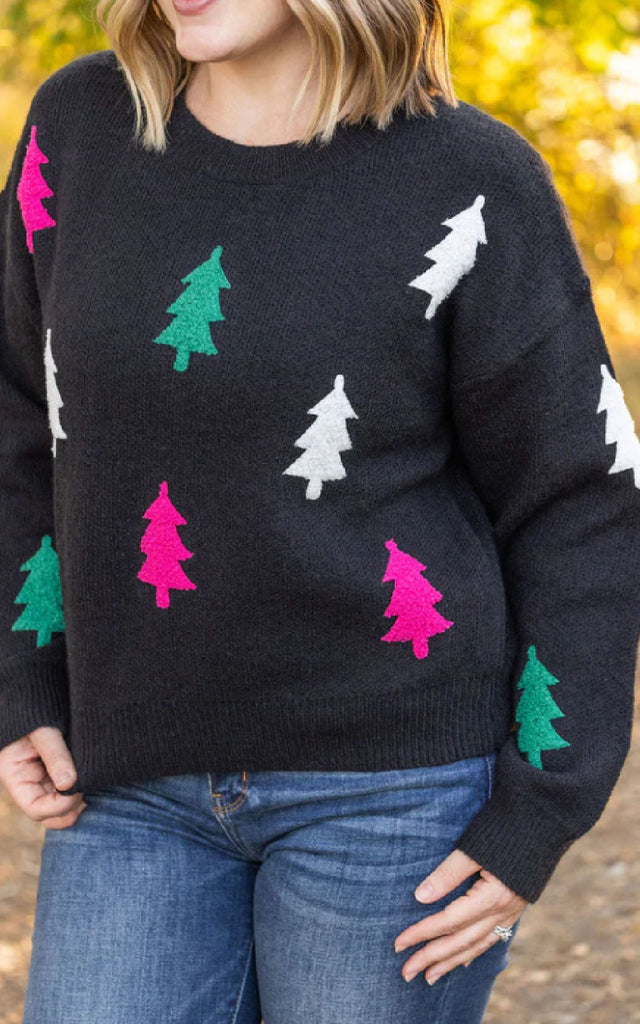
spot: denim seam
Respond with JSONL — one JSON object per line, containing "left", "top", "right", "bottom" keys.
{"left": 430, "top": 959, "right": 458, "bottom": 1020}
{"left": 212, "top": 810, "right": 260, "bottom": 860}
{"left": 230, "top": 936, "right": 256, "bottom": 1024}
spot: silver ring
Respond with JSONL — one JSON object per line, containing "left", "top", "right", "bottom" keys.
{"left": 493, "top": 924, "right": 513, "bottom": 942}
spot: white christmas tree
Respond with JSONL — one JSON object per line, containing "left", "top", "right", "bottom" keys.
{"left": 283, "top": 375, "right": 358, "bottom": 499}
{"left": 408, "top": 194, "right": 487, "bottom": 320}
{"left": 597, "top": 363, "right": 640, "bottom": 488}
{"left": 44, "top": 328, "right": 67, "bottom": 456}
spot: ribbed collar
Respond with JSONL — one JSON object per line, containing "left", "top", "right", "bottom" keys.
{"left": 165, "top": 86, "right": 416, "bottom": 183}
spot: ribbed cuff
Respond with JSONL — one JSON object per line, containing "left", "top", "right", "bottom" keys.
{"left": 453, "top": 780, "right": 577, "bottom": 904}
{"left": 0, "top": 652, "right": 70, "bottom": 751}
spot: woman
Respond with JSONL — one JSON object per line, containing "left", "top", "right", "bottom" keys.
{"left": 0, "top": 0, "right": 638, "bottom": 1021}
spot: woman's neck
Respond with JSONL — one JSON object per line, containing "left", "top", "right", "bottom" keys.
{"left": 183, "top": 36, "right": 353, "bottom": 146}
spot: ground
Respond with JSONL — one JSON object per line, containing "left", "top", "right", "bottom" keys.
{"left": 1, "top": 677, "right": 638, "bottom": 1024}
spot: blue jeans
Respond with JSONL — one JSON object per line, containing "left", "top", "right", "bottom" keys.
{"left": 22, "top": 750, "right": 523, "bottom": 1023}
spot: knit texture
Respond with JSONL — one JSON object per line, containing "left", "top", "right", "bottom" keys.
{"left": 1, "top": 49, "right": 639, "bottom": 904}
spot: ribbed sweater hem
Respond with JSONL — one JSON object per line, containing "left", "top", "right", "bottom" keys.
{"left": 55, "top": 684, "right": 513, "bottom": 797}
{"left": 0, "top": 654, "right": 69, "bottom": 750}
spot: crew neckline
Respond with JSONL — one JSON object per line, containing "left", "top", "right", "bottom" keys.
{"left": 166, "top": 86, "right": 411, "bottom": 183}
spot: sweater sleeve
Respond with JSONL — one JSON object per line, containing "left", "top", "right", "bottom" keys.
{"left": 0, "top": 91, "right": 70, "bottom": 752}
{"left": 447, "top": 146, "right": 640, "bottom": 904}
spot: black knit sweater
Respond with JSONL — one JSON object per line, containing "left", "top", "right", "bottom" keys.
{"left": 1, "top": 49, "right": 639, "bottom": 903}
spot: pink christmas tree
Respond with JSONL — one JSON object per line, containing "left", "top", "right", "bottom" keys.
{"left": 16, "top": 124, "right": 56, "bottom": 253}
{"left": 381, "top": 538, "right": 453, "bottom": 659}
{"left": 137, "top": 481, "right": 197, "bottom": 609}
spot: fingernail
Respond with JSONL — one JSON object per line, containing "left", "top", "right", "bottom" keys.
{"left": 415, "top": 882, "right": 435, "bottom": 901}
{"left": 426, "top": 973, "right": 441, "bottom": 986}
{"left": 404, "top": 971, "right": 417, "bottom": 983}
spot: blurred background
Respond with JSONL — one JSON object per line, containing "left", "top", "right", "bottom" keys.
{"left": 1, "top": 1, "right": 639, "bottom": 1021}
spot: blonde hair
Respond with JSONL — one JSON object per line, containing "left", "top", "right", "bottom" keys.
{"left": 95, "top": 0, "right": 458, "bottom": 153}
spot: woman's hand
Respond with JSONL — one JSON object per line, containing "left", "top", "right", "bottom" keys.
{"left": 0, "top": 726, "right": 87, "bottom": 829}
{"left": 394, "top": 849, "right": 528, "bottom": 985}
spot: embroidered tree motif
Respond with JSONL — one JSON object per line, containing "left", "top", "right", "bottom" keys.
{"left": 151, "top": 245, "right": 230, "bottom": 372}
{"left": 44, "top": 328, "right": 67, "bottom": 456}
{"left": 16, "top": 124, "right": 57, "bottom": 254}
{"left": 138, "top": 481, "right": 197, "bottom": 609}
{"left": 12, "top": 534, "right": 65, "bottom": 647}
{"left": 408, "top": 194, "right": 486, "bottom": 320}
{"left": 380, "top": 538, "right": 453, "bottom": 659}
{"left": 515, "top": 645, "right": 571, "bottom": 770}
{"left": 597, "top": 363, "right": 640, "bottom": 488}
{"left": 283, "top": 374, "right": 358, "bottom": 499}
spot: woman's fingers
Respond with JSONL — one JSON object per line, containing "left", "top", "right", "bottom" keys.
{"left": 8, "top": 762, "right": 86, "bottom": 821}
{"left": 42, "top": 801, "right": 88, "bottom": 830}
{"left": 396, "top": 875, "right": 501, "bottom": 951}
{"left": 400, "top": 910, "right": 517, "bottom": 982}
{"left": 394, "top": 854, "right": 528, "bottom": 986}
{"left": 0, "top": 728, "right": 86, "bottom": 827}
{"left": 9, "top": 751, "right": 53, "bottom": 787}
{"left": 398, "top": 874, "right": 526, "bottom": 953}
{"left": 421, "top": 924, "right": 517, "bottom": 985}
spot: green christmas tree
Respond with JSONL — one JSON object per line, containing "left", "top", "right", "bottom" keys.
{"left": 12, "top": 534, "right": 65, "bottom": 647}
{"left": 515, "top": 644, "right": 571, "bottom": 769}
{"left": 152, "top": 245, "right": 230, "bottom": 372}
